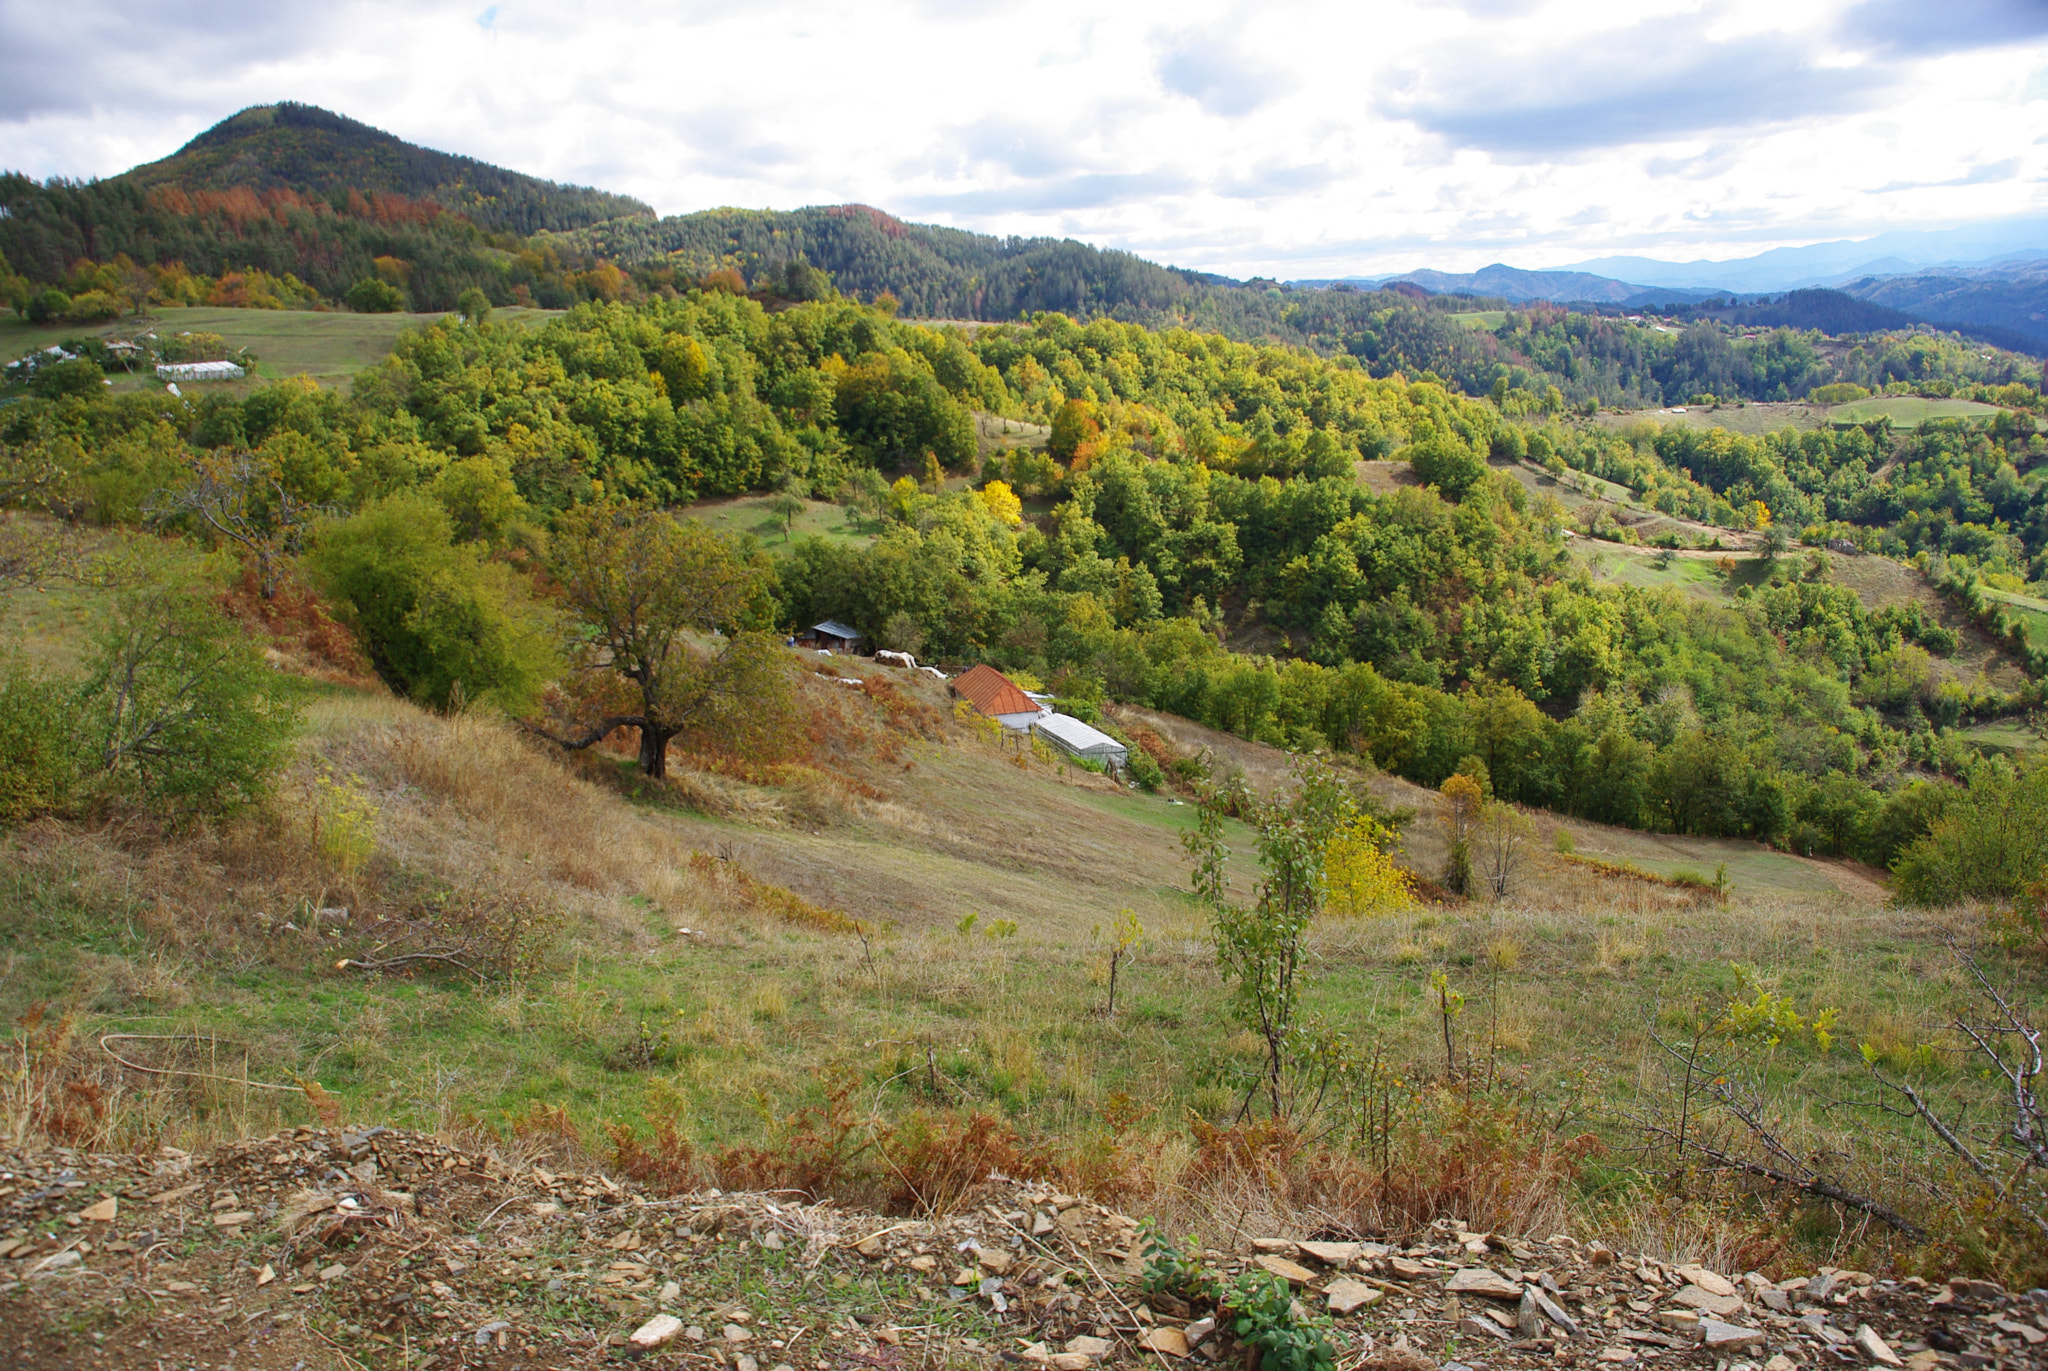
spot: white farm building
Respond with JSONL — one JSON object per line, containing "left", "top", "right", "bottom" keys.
{"left": 1031, "top": 713, "right": 1129, "bottom": 771}
{"left": 156, "top": 361, "right": 246, "bottom": 383}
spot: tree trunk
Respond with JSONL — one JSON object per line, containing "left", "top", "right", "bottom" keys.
{"left": 639, "top": 725, "right": 675, "bottom": 777}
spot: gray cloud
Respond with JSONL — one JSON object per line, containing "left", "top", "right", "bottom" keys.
{"left": 1877, "top": 158, "right": 2023, "bottom": 192}
{"left": 900, "top": 170, "right": 1192, "bottom": 215}
{"left": 0, "top": 1, "right": 346, "bottom": 123}
{"left": 1838, "top": 0, "right": 2048, "bottom": 57}
{"left": 1215, "top": 162, "right": 1339, "bottom": 200}
{"left": 1381, "top": 20, "right": 1893, "bottom": 158}
{"left": 1646, "top": 143, "right": 1742, "bottom": 180}
{"left": 1156, "top": 27, "right": 1292, "bottom": 117}
{"left": 952, "top": 119, "right": 1084, "bottom": 180}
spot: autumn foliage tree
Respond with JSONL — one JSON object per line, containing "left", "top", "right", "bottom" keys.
{"left": 1322, "top": 814, "right": 1413, "bottom": 916}
{"left": 534, "top": 501, "right": 792, "bottom": 777}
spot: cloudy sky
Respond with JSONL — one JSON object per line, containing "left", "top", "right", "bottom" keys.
{"left": 4, "top": 0, "right": 2048, "bottom": 278}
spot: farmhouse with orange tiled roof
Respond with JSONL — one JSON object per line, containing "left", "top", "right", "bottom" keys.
{"left": 949, "top": 663, "right": 1048, "bottom": 731}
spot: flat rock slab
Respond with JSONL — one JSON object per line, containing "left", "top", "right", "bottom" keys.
{"left": 1389, "top": 1257, "right": 1434, "bottom": 1280}
{"left": 1326, "top": 1278, "right": 1383, "bottom": 1315}
{"left": 1533, "top": 1288, "right": 1582, "bottom": 1335}
{"left": 630, "top": 1315, "right": 683, "bottom": 1350}
{"left": 1459, "top": 1315, "right": 1510, "bottom": 1341}
{"left": 1674, "top": 1264, "right": 1737, "bottom": 1298}
{"left": 1255, "top": 1254, "right": 1316, "bottom": 1285}
{"left": 1672, "top": 1285, "right": 1746, "bottom": 1318}
{"left": 1064, "top": 1336, "right": 1113, "bottom": 1359}
{"left": 79, "top": 1197, "right": 118, "bottom": 1222}
{"left": 1297, "top": 1240, "right": 1361, "bottom": 1266}
{"left": 1444, "top": 1266, "right": 1523, "bottom": 1300}
{"left": 1699, "top": 1320, "right": 1766, "bottom": 1349}
{"left": 1855, "top": 1325, "right": 1903, "bottom": 1366}
{"left": 1138, "top": 1328, "right": 1190, "bottom": 1358}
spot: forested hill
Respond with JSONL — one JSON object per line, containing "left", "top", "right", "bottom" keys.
{"left": 553, "top": 204, "right": 1230, "bottom": 320}
{"left": 0, "top": 104, "right": 659, "bottom": 311}
{"left": 120, "top": 103, "right": 652, "bottom": 235}
{"left": 3, "top": 103, "right": 2045, "bottom": 405}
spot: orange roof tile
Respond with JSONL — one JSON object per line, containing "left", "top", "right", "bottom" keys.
{"left": 952, "top": 663, "right": 1040, "bottom": 718}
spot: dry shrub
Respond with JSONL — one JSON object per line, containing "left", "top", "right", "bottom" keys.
{"left": 608, "top": 1116, "right": 699, "bottom": 1193}
{"left": 1164, "top": 1088, "right": 1592, "bottom": 1242}
{"left": 882, "top": 1111, "right": 1044, "bottom": 1214}
{"left": 343, "top": 881, "right": 565, "bottom": 982}
{"left": 608, "top": 1081, "right": 1050, "bottom": 1217}
{"left": 215, "top": 563, "right": 378, "bottom": 688}
{"left": 5, "top": 1004, "right": 104, "bottom": 1147}
{"left": 686, "top": 850, "right": 864, "bottom": 934}
{"left": 1558, "top": 851, "right": 1722, "bottom": 900}
{"left": 855, "top": 676, "right": 944, "bottom": 741}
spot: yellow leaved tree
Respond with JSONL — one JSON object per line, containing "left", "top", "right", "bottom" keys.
{"left": 1323, "top": 814, "right": 1414, "bottom": 916}
{"left": 977, "top": 479, "right": 1023, "bottom": 527}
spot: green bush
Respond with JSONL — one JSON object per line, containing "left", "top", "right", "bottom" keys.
{"left": 346, "top": 276, "right": 406, "bottom": 313}
{"left": 307, "top": 491, "right": 559, "bottom": 713}
{"left": 62, "top": 289, "right": 124, "bottom": 323}
{"left": 30, "top": 357, "right": 106, "bottom": 399}
{"left": 25, "top": 288, "right": 69, "bottom": 324}
{"left": 1125, "top": 743, "right": 1164, "bottom": 791}
{"left": 1892, "top": 761, "right": 2048, "bottom": 905}
{"left": 77, "top": 589, "right": 300, "bottom": 822}
{"left": 1808, "top": 382, "right": 1871, "bottom": 405}
{"left": 0, "top": 661, "right": 83, "bottom": 824}
{"left": 1407, "top": 431, "right": 1489, "bottom": 498}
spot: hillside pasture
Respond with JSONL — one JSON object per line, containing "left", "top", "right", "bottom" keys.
{"left": 1827, "top": 395, "right": 2006, "bottom": 426}
{"left": 682, "top": 492, "right": 882, "bottom": 548}
{"left": 1589, "top": 401, "right": 1828, "bottom": 437}
{"left": 1977, "top": 584, "right": 2048, "bottom": 643}
{"left": 0, "top": 304, "right": 562, "bottom": 393}
{"left": 8, "top": 564, "right": 2044, "bottom": 1273}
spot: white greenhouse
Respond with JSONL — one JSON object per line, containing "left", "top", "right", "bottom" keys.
{"left": 1031, "top": 713, "right": 1129, "bottom": 771}
{"left": 156, "top": 361, "right": 246, "bottom": 383}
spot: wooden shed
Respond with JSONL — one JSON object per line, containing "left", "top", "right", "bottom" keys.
{"left": 802, "top": 619, "right": 864, "bottom": 653}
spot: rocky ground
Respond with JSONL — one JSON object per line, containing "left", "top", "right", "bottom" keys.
{"left": 2, "top": 1128, "right": 2043, "bottom": 1371}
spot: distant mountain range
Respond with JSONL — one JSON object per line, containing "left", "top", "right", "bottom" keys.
{"left": 1305, "top": 218, "right": 2048, "bottom": 347}
{"left": 6, "top": 101, "right": 2047, "bottom": 357}
{"left": 1558, "top": 219, "right": 2048, "bottom": 294}
{"left": 1294, "top": 265, "right": 1727, "bottom": 308}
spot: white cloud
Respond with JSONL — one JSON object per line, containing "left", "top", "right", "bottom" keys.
{"left": 1, "top": 0, "right": 2045, "bottom": 278}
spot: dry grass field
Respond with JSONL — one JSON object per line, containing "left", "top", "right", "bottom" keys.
{"left": 7, "top": 609, "right": 2030, "bottom": 1267}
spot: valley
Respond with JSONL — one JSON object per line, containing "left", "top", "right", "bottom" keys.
{"left": 4, "top": 91, "right": 2048, "bottom": 1371}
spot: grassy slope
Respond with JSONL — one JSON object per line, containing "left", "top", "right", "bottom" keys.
{"left": 0, "top": 557, "right": 1963, "bottom": 1180}
{"left": 0, "top": 305, "right": 563, "bottom": 393}
{"left": 1473, "top": 438, "right": 2034, "bottom": 698}
{"left": 1832, "top": 396, "right": 2005, "bottom": 425}
{"left": 10, "top": 551, "right": 2044, "bottom": 1271}
{"left": 1589, "top": 401, "right": 1829, "bottom": 437}
{"left": 685, "top": 494, "right": 883, "bottom": 549}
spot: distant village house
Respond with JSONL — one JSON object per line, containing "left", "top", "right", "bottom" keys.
{"left": 950, "top": 664, "right": 1047, "bottom": 732}
{"left": 799, "top": 619, "right": 864, "bottom": 653}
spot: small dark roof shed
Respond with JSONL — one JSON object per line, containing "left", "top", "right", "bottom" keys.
{"left": 809, "top": 619, "right": 863, "bottom": 645}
